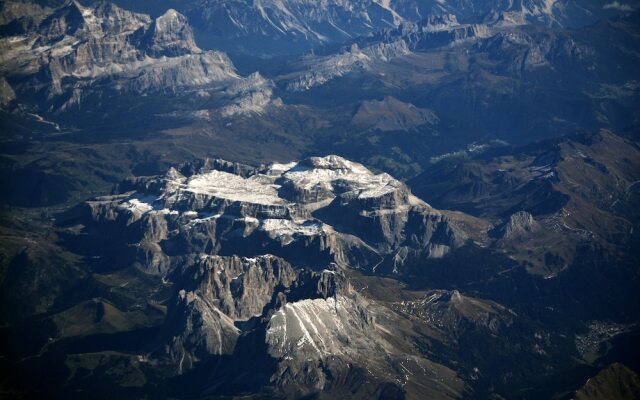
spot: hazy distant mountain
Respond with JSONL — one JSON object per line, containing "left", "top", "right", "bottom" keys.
{"left": 1, "top": 1, "right": 637, "bottom": 149}
{"left": 0, "top": 2, "right": 278, "bottom": 110}
{"left": 74, "top": 0, "right": 629, "bottom": 54}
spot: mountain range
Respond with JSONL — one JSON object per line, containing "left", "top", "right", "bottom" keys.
{"left": 1, "top": 0, "right": 639, "bottom": 399}
{"left": 78, "top": 0, "right": 626, "bottom": 54}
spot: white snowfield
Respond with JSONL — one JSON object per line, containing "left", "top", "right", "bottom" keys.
{"left": 115, "top": 155, "right": 420, "bottom": 239}
{"left": 262, "top": 219, "right": 323, "bottom": 237}
{"left": 282, "top": 155, "right": 401, "bottom": 199}
{"left": 186, "top": 170, "right": 285, "bottom": 205}
{"left": 159, "top": 155, "right": 406, "bottom": 206}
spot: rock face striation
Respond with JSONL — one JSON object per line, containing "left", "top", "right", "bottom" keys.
{"left": 285, "top": 40, "right": 412, "bottom": 91}
{"left": 165, "top": 255, "right": 297, "bottom": 371}
{"left": 359, "top": 13, "right": 493, "bottom": 52}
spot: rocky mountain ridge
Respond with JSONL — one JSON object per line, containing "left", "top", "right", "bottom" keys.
{"left": 0, "top": 1, "right": 281, "bottom": 116}
{"left": 410, "top": 130, "right": 640, "bottom": 275}
{"left": 87, "top": 0, "right": 625, "bottom": 54}
{"left": 2, "top": 143, "right": 638, "bottom": 399}
{"left": 63, "top": 155, "right": 474, "bottom": 277}
{"left": 51, "top": 155, "right": 503, "bottom": 398}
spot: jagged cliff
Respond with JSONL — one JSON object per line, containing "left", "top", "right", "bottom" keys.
{"left": 0, "top": 1, "right": 281, "bottom": 115}
{"left": 63, "top": 155, "right": 473, "bottom": 276}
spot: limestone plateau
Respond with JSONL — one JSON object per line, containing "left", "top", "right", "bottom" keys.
{"left": 55, "top": 155, "right": 484, "bottom": 398}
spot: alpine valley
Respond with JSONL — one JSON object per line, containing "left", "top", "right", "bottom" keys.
{"left": 0, "top": 0, "right": 639, "bottom": 399}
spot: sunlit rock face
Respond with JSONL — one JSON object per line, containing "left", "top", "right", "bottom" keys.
{"left": 69, "top": 155, "right": 469, "bottom": 275}
{"left": 0, "top": 1, "right": 279, "bottom": 113}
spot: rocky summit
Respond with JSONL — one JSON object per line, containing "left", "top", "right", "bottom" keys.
{"left": 65, "top": 155, "right": 470, "bottom": 276}
{"left": 0, "top": 1, "right": 279, "bottom": 117}
{"left": 53, "top": 155, "right": 481, "bottom": 398}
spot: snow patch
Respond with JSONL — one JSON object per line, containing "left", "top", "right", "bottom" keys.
{"left": 185, "top": 170, "right": 285, "bottom": 205}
